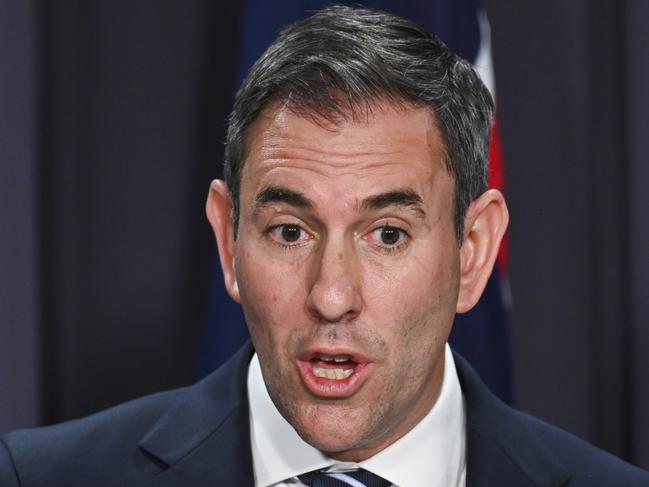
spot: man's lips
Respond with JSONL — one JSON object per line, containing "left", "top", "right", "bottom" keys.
{"left": 296, "top": 349, "right": 373, "bottom": 398}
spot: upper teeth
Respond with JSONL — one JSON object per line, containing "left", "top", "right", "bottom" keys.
{"left": 315, "top": 354, "right": 350, "bottom": 362}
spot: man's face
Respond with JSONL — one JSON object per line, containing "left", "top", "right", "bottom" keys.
{"left": 233, "top": 102, "right": 461, "bottom": 461}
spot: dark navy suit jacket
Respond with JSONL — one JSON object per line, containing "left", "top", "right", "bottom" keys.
{"left": 2, "top": 342, "right": 648, "bottom": 486}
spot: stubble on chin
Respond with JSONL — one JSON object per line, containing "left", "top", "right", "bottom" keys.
{"left": 276, "top": 394, "right": 394, "bottom": 455}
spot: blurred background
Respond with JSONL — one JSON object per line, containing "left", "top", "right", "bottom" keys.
{"left": 1, "top": 0, "right": 647, "bottom": 470}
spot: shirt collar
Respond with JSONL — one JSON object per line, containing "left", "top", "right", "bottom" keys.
{"left": 248, "top": 343, "right": 466, "bottom": 487}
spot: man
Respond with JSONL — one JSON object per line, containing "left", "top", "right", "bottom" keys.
{"left": 1, "top": 5, "right": 647, "bottom": 487}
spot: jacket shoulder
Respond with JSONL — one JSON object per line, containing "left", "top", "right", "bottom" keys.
{"left": 519, "top": 411, "right": 649, "bottom": 486}
{"left": 454, "top": 352, "right": 649, "bottom": 486}
{"left": 0, "top": 343, "right": 255, "bottom": 487}
{"left": 1, "top": 438, "right": 20, "bottom": 487}
{"left": 1, "top": 388, "right": 184, "bottom": 487}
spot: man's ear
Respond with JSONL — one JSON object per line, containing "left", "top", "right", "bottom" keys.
{"left": 456, "top": 189, "right": 509, "bottom": 313}
{"left": 205, "top": 179, "right": 241, "bottom": 303}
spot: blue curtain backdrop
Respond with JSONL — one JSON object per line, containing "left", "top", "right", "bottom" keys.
{"left": 199, "top": 0, "right": 512, "bottom": 404}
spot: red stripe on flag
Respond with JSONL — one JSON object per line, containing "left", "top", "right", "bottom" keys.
{"left": 488, "top": 115, "right": 508, "bottom": 272}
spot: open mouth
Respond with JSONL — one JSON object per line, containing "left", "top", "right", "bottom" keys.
{"left": 297, "top": 350, "right": 372, "bottom": 398}
{"left": 312, "top": 353, "right": 357, "bottom": 379}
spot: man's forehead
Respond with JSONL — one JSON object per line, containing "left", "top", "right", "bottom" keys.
{"left": 236, "top": 99, "right": 453, "bottom": 218}
{"left": 244, "top": 98, "right": 446, "bottom": 163}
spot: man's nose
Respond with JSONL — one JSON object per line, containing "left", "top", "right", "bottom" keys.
{"left": 306, "top": 238, "right": 362, "bottom": 323}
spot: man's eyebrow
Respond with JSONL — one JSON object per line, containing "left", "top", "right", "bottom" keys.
{"left": 360, "top": 190, "right": 426, "bottom": 219}
{"left": 254, "top": 185, "right": 313, "bottom": 211}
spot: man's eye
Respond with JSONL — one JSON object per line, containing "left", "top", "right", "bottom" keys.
{"left": 281, "top": 225, "right": 302, "bottom": 242}
{"left": 378, "top": 226, "right": 401, "bottom": 245}
{"left": 267, "top": 224, "right": 308, "bottom": 245}
{"left": 368, "top": 225, "right": 408, "bottom": 248}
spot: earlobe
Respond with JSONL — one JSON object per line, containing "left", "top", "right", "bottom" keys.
{"left": 205, "top": 179, "right": 241, "bottom": 303}
{"left": 456, "top": 189, "right": 509, "bottom": 313}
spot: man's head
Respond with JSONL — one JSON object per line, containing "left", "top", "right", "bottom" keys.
{"left": 207, "top": 5, "right": 507, "bottom": 462}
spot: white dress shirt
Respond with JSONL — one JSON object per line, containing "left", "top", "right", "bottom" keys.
{"left": 247, "top": 343, "right": 466, "bottom": 487}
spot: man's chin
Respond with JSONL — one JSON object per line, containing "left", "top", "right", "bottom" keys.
{"left": 270, "top": 384, "right": 391, "bottom": 459}
{"left": 298, "top": 430, "right": 368, "bottom": 460}
{"left": 289, "top": 406, "right": 382, "bottom": 461}
{"left": 300, "top": 430, "right": 390, "bottom": 463}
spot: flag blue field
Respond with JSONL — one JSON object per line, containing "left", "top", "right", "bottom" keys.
{"left": 199, "top": 0, "right": 512, "bottom": 404}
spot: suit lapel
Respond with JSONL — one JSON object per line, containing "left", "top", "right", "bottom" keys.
{"left": 139, "top": 343, "right": 256, "bottom": 487}
{"left": 454, "top": 353, "right": 570, "bottom": 487}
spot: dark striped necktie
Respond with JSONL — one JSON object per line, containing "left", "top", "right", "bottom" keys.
{"left": 298, "top": 469, "right": 392, "bottom": 487}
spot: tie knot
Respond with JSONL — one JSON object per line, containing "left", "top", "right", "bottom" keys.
{"left": 298, "top": 468, "right": 391, "bottom": 487}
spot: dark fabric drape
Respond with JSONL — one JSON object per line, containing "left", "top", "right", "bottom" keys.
{"left": 33, "top": 0, "right": 243, "bottom": 422}
{"left": 1, "top": 0, "right": 647, "bottom": 470}
{"left": 624, "top": 0, "right": 649, "bottom": 466}
{"left": 0, "top": 0, "right": 40, "bottom": 434}
{"left": 484, "top": 0, "right": 649, "bottom": 467}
